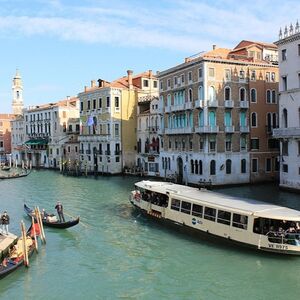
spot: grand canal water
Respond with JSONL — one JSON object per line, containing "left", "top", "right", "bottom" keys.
{"left": 0, "top": 170, "right": 300, "bottom": 299}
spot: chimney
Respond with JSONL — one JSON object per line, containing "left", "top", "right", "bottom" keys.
{"left": 213, "top": 45, "right": 217, "bottom": 50}
{"left": 148, "top": 70, "right": 153, "bottom": 77}
{"left": 127, "top": 70, "right": 133, "bottom": 89}
{"left": 98, "top": 79, "right": 103, "bottom": 88}
{"left": 84, "top": 86, "right": 88, "bottom": 92}
{"left": 91, "top": 80, "right": 96, "bottom": 88}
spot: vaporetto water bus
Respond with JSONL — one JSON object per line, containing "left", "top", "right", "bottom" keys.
{"left": 130, "top": 181, "right": 300, "bottom": 255}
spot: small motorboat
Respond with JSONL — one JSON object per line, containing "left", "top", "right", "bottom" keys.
{"left": 24, "top": 204, "right": 80, "bottom": 229}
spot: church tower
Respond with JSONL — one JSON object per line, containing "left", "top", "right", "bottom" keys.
{"left": 12, "top": 69, "right": 24, "bottom": 115}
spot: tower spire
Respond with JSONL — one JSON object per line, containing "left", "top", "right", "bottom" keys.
{"left": 12, "top": 69, "right": 24, "bottom": 115}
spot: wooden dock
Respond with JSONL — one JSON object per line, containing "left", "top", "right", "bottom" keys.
{"left": 0, "top": 232, "right": 18, "bottom": 260}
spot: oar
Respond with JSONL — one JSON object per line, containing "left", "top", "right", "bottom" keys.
{"left": 64, "top": 211, "right": 89, "bottom": 228}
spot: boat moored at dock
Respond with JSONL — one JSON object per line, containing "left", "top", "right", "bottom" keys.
{"left": 130, "top": 181, "right": 300, "bottom": 255}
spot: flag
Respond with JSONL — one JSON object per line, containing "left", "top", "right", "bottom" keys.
{"left": 87, "top": 116, "right": 94, "bottom": 126}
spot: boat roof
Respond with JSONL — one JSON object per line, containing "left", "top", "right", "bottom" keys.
{"left": 135, "top": 181, "right": 300, "bottom": 221}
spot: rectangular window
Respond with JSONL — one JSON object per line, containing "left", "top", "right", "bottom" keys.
{"left": 199, "top": 138, "right": 204, "bottom": 152}
{"left": 181, "top": 74, "right": 185, "bottom": 83}
{"left": 188, "top": 71, "right": 192, "bottom": 81}
{"left": 283, "top": 164, "right": 288, "bottom": 173}
{"left": 93, "top": 99, "right": 96, "bottom": 109}
{"left": 143, "top": 79, "right": 149, "bottom": 87}
{"left": 217, "top": 210, "right": 231, "bottom": 226}
{"left": 87, "top": 100, "right": 91, "bottom": 110}
{"left": 192, "top": 204, "right": 203, "bottom": 218}
{"left": 209, "top": 136, "right": 216, "bottom": 152}
{"left": 181, "top": 201, "right": 191, "bottom": 215}
{"left": 252, "top": 158, "right": 258, "bottom": 173}
{"left": 241, "top": 135, "right": 246, "bottom": 151}
{"left": 282, "top": 76, "right": 287, "bottom": 91}
{"left": 198, "top": 68, "right": 203, "bottom": 79}
{"left": 174, "top": 77, "right": 177, "bottom": 85}
{"left": 106, "top": 97, "right": 110, "bottom": 107}
{"left": 167, "top": 79, "right": 171, "bottom": 88}
{"left": 208, "top": 68, "right": 215, "bottom": 78}
{"left": 266, "top": 158, "right": 271, "bottom": 172}
{"left": 153, "top": 81, "right": 158, "bottom": 88}
{"left": 251, "top": 70, "right": 256, "bottom": 81}
{"left": 282, "top": 49, "right": 287, "bottom": 61}
{"left": 239, "top": 70, "right": 245, "bottom": 79}
{"left": 204, "top": 207, "right": 216, "bottom": 222}
{"left": 250, "top": 138, "right": 259, "bottom": 150}
{"left": 225, "top": 69, "right": 231, "bottom": 81}
{"left": 99, "top": 98, "right": 102, "bottom": 108}
{"left": 232, "top": 214, "right": 248, "bottom": 230}
{"left": 160, "top": 81, "right": 163, "bottom": 90}
{"left": 114, "top": 124, "right": 119, "bottom": 137}
{"left": 80, "top": 102, "right": 83, "bottom": 112}
{"left": 171, "top": 199, "right": 180, "bottom": 211}
{"left": 282, "top": 141, "right": 289, "bottom": 156}
{"left": 115, "top": 97, "right": 120, "bottom": 110}
{"left": 225, "top": 136, "right": 232, "bottom": 152}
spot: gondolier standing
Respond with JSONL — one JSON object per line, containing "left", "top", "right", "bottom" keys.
{"left": 1, "top": 211, "right": 10, "bottom": 235}
{"left": 55, "top": 201, "right": 65, "bottom": 223}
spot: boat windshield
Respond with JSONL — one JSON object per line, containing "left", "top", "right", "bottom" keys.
{"left": 253, "top": 217, "right": 300, "bottom": 246}
{"left": 135, "top": 187, "right": 168, "bottom": 208}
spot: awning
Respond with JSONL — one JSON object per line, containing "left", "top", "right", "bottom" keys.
{"left": 25, "top": 139, "right": 48, "bottom": 146}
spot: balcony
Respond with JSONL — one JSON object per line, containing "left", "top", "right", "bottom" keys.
{"left": 165, "top": 127, "right": 194, "bottom": 135}
{"left": 165, "top": 106, "right": 171, "bottom": 113}
{"left": 240, "top": 126, "right": 250, "bottom": 133}
{"left": 239, "top": 101, "right": 249, "bottom": 109}
{"left": 273, "top": 127, "right": 300, "bottom": 138}
{"left": 224, "top": 100, "right": 234, "bottom": 108}
{"left": 184, "top": 102, "right": 193, "bottom": 110}
{"left": 195, "top": 125, "right": 219, "bottom": 133}
{"left": 225, "top": 125, "right": 235, "bottom": 133}
{"left": 207, "top": 100, "right": 218, "bottom": 107}
{"left": 195, "top": 99, "right": 205, "bottom": 108}
{"left": 171, "top": 104, "right": 185, "bottom": 112}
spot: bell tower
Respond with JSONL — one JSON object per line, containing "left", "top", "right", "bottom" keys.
{"left": 12, "top": 69, "right": 24, "bottom": 115}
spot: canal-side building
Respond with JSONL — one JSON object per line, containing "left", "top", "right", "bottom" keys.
{"left": 18, "top": 97, "right": 79, "bottom": 169}
{"left": 0, "top": 114, "right": 14, "bottom": 163}
{"left": 11, "top": 114, "right": 25, "bottom": 165}
{"left": 136, "top": 93, "right": 161, "bottom": 177}
{"left": 273, "top": 22, "right": 300, "bottom": 191}
{"left": 78, "top": 70, "right": 158, "bottom": 174}
{"left": 158, "top": 40, "right": 279, "bottom": 186}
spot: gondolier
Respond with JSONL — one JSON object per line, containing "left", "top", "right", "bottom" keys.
{"left": 55, "top": 201, "right": 65, "bottom": 223}
{"left": 1, "top": 211, "right": 10, "bottom": 235}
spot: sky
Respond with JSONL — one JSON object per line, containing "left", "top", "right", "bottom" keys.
{"left": 0, "top": 0, "right": 299, "bottom": 113}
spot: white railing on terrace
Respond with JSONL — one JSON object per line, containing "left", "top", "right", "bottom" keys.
{"left": 273, "top": 127, "right": 300, "bottom": 138}
{"left": 239, "top": 101, "right": 249, "bottom": 108}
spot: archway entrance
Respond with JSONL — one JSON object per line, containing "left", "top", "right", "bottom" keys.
{"left": 177, "top": 156, "right": 183, "bottom": 184}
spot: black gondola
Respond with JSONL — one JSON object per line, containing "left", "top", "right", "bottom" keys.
{"left": 0, "top": 170, "right": 31, "bottom": 180}
{"left": 0, "top": 231, "right": 35, "bottom": 279}
{"left": 24, "top": 204, "right": 80, "bottom": 229}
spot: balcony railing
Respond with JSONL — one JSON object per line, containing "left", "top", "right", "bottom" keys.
{"left": 225, "top": 125, "right": 235, "bottom": 133}
{"left": 195, "top": 99, "right": 205, "bottom": 108}
{"left": 240, "top": 126, "right": 250, "bottom": 133}
{"left": 195, "top": 125, "right": 219, "bottom": 133}
{"left": 165, "top": 127, "right": 194, "bottom": 135}
{"left": 207, "top": 99, "right": 218, "bottom": 107}
{"left": 273, "top": 127, "right": 300, "bottom": 138}
{"left": 184, "top": 102, "right": 193, "bottom": 110}
{"left": 224, "top": 100, "right": 234, "bottom": 108}
{"left": 239, "top": 101, "right": 249, "bottom": 109}
{"left": 171, "top": 104, "right": 185, "bottom": 112}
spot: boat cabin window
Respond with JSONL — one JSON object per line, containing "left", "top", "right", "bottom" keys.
{"left": 217, "top": 210, "right": 231, "bottom": 226}
{"left": 192, "top": 204, "right": 203, "bottom": 218}
{"left": 171, "top": 199, "right": 180, "bottom": 211}
{"left": 181, "top": 201, "right": 191, "bottom": 215}
{"left": 232, "top": 213, "right": 248, "bottom": 230}
{"left": 204, "top": 207, "right": 216, "bottom": 222}
{"left": 140, "top": 189, "right": 168, "bottom": 207}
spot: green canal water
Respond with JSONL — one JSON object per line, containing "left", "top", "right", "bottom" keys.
{"left": 0, "top": 170, "right": 300, "bottom": 300}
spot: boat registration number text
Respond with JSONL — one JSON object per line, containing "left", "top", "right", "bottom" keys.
{"left": 268, "top": 243, "right": 288, "bottom": 250}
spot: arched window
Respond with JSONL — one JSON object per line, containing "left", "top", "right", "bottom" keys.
{"left": 251, "top": 112, "right": 257, "bottom": 127}
{"left": 241, "top": 159, "right": 246, "bottom": 173}
{"left": 198, "top": 86, "right": 204, "bottom": 100}
{"left": 195, "top": 160, "right": 198, "bottom": 174}
{"left": 209, "top": 111, "right": 216, "bottom": 126}
{"left": 226, "top": 159, "right": 232, "bottom": 174}
{"left": 210, "top": 160, "right": 216, "bottom": 175}
{"left": 272, "top": 113, "right": 277, "bottom": 128}
{"left": 191, "top": 160, "right": 194, "bottom": 174}
{"left": 266, "top": 113, "right": 272, "bottom": 132}
{"left": 224, "top": 87, "right": 231, "bottom": 101}
{"left": 272, "top": 90, "right": 276, "bottom": 103}
{"left": 188, "top": 89, "right": 193, "bottom": 102}
{"left": 199, "top": 160, "right": 203, "bottom": 175}
{"left": 199, "top": 110, "right": 204, "bottom": 127}
{"left": 266, "top": 90, "right": 271, "bottom": 103}
{"left": 167, "top": 94, "right": 171, "bottom": 106}
{"left": 209, "top": 86, "right": 216, "bottom": 101}
{"left": 283, "top": 108, "right": 288, "bottom": 128}
{"left": 250, "top": 88, "right": 256, "bottom": 102}
{"left": 240, "top": 88, "right": 246, "bottom": 101}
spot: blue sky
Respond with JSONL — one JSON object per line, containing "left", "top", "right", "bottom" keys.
{"left": 0, "top": 0, "right": 299, "bottom": 113}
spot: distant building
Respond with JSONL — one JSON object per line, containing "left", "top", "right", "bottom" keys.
{"left": 273, "top": 22, "right": 300, "bottom": 191}
{"left": 158, "top": 41, "right": 279, "bottom": 186}
{"left": 11, "top": 114, "right": 25, "bottom": 165}
{"left": 78, "top": 70, "right": 158, "bottom": 174}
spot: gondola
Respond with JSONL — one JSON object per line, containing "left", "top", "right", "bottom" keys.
{"left": 1, "top": 166, "right": 10, "bottom": 171}
{"left": 24, "top": 204, "right": 80, "bottom": 229}
{"left": 0, "top": 170, "right": 31, "bottom": 180}
{"left": 0, "top": 230, "right": 35, "bottom": 279}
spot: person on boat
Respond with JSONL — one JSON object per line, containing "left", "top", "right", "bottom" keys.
{"left": 55, "top": 201, "right": 65, "bottom": 223}
{"left": 1, "top": 211, "right": 10, "bottom": 235}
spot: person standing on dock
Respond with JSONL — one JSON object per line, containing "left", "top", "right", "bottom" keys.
{"left": 55, "top": 202, "right": 65, "bottom": 223}
{"left": 1, "top": 211, "right": 10, "bottom": 235}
